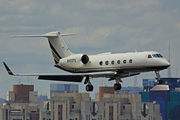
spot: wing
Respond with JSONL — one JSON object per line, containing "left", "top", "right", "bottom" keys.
{"left": 3, "top": 62, "right": 117, "bottom": 82}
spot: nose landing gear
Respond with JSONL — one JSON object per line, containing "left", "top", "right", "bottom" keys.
{"left": 155, "top": 71, "right": 163, "bottom": 84}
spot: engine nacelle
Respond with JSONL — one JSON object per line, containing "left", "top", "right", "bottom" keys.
{"left": 59, "top": 54, "right": 90, "bottom": 68}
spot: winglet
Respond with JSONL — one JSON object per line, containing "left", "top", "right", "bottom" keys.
{"left": 3, "top": 62, "right": 14, "bottom": 75}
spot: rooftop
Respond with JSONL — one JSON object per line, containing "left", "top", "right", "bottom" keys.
{"left": 150, "top": 85, "right": 169, "bottom": 91}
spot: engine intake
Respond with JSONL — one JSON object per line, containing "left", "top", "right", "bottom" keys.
{"left": 81, "top": 54, "right": 89, "bottom": 64}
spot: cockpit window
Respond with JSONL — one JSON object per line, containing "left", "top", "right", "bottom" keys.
{"left": 152, "top": 54, "right": 163, "bottom": 58}
{"left": 148, "top": 54, "right": 152, "bottom": 58}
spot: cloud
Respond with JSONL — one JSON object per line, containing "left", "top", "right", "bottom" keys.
{"left": 177, "top": 22, "right": 180, "bottom": 30}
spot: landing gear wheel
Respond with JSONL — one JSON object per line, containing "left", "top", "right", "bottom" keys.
{"left": 114, "top": 83, "right": 121, "bottom": 90}
{"left": 157, "top": 80, "right": 163, "bottom": 84}
{"left": 86, "top": 85, "right": 93, "bottom": 92}
{"left": 89, "top": 85, "right": 93, "bottom": 91}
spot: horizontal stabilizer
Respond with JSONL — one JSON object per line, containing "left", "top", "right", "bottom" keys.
{"left": 61, "top": 33, "right": 76, "bottom": 37}
{"left": 10, "top": 33, "right": 76, "bottom": 38}
{"left": 10, "top": 34, "right": 58, "bottom": 38}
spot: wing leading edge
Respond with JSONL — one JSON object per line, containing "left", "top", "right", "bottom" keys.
{"left": 3, "top": 62, "right": 117, "bottom": 82}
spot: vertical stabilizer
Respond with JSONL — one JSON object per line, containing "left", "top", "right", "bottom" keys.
{"left": 10, "top": 31, "right": 73, "bottom": 64}
{"left": 45, "top": 31, "right": 73, "bottom": 64}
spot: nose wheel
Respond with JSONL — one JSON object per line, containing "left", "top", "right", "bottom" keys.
{"left": 84, "top": 76, "right": 94, "bottom": 92}
{"left": 155, "top": 71, "right": 163, "bottom": 84}
{"left": 157, "top": 80, "right": 163, "bottom": 84}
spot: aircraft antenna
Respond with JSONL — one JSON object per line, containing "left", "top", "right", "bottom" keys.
{"left": 168, "top": 41, "right": 171, "bottom": 77}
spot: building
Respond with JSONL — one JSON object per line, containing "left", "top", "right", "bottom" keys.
{"left": 143, "top": 79, "right": 156, "bottom": 87}
{"left": 38, "top": 94, "right": 49, "bottom": 103}
{"left": 7, "top": 84, "right": 38, "bottom": 104}
{"left": 154, "top": 77, "right": 180, "bottom": 87}
{"left": 8, "top": 84, "right": 34, "bottom": 101}
{"left": 87, "top": 91, "right": 161, "bottom": 120}
{"left": 81, "top": 101, "right": 103, "bottom": 120}
{"left": 142, "top": 79, "right": 156, "bottom": 92}
{"left": 98, "top": 86, "right": 119, "bottom": 101}
{"left": 119, "top": 86, "right": 142, "bottom": 94}
{"left": 97, "top": 86, "right": 142, "bottom": 102}
{"left": 39, "top": 101, "right": 51, "bottom": 120}
{"left": 50, "top": 84, "right": 79, "bottom": 97}
{"left": 142, "top": 77, "right": 180, "bottom": 89}
{"left": 102, "top": 91, "right": 141, "bottom": 120}
{"left": 41, "top": 90, "right": 91, "bottom": 120}
{"left": 141, "top": 84, "right": 180, "bottom": 120}
{"left": 0, "top": 84, "right": 39, "bottom": 120}
{"left": 132, "top": 102, "right": 162, "bottom": 120}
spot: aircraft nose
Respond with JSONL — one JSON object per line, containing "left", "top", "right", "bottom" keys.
{"left": 161, "top": 59, "right": 170, "bottom": 68}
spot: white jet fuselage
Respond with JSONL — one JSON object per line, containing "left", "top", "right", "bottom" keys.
{"left": 58, "top": 51, "right": 170, "bottom": 75}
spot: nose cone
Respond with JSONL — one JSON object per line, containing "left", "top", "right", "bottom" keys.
{"left": 160, "top": 59, "right": 170, "bottom": 68}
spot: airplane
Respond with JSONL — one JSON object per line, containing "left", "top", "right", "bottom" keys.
{"left": 3, "top": 31, "right": 170, "bottom": 92}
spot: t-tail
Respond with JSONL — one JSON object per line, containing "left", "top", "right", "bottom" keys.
{"left": 11, "top": 31, "right": 74, "bottom": 64}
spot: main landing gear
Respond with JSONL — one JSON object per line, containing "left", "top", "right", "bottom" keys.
{"left": 84, "top": 76, "right": 93, "bottom": 92}
{"left": 84, "top": 76, "right": 122, "bottom": 92}
{"left": 113, "top": 78, "right": 122, "bottom": 90}
{"left": 155, "top": 71, "right": 163, "bottom": 84}
{"left": 114, "top": 83, "right": 121, "bottom": 90}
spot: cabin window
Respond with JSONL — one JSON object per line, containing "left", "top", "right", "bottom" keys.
{"left": 111, "top": 61, "right": 114, "bottom": 65}
{"left": 123, "top": 60, "right": 126, "bottom": 64}
{"left": 129, "top": 59, "right": 132, "bottom": 63}
{"left": 117, "top": 60, "right": 120, "bottom": 64}
{"left": 105, "top": 61, "right": 109, "bottom": 65}
{"left": 99, "top": 61, "right": 103, "bottom": 66}
{"left": 148, "top": 54, "right": 152, "bottom": 58}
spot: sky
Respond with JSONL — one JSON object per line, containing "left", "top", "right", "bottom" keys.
{"left": 0, "top": 0, "right": 180, "bottom": 99}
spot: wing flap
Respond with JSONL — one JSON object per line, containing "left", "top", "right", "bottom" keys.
{"left": 38, "top": 75, "right": 83, "bottom": 82}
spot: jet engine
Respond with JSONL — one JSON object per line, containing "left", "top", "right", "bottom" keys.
{"left": 59, "top": 54, "right": 90, "bottom": 68}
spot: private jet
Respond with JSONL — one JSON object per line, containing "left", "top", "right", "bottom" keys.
{"left": 3, "top": 31, "right": 170, "bottom": 92}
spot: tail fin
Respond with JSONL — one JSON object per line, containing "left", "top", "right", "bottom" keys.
{"left": 11, "top": 31, "right": 73, "bottom": 64}
{"left": 45, "top": 31, "right": 73, "bottom": 64}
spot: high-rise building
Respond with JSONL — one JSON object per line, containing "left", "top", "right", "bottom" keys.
{"left": 12, "top": 84, "right": 34, "bottom": 101}
{"left": 41, "top": 91, "right": 91, "bottom": 120}
{"left": 1, "top": 84, "right": 39, "bottom": 120}
{"left": 50, "top": 84, "right": 79, "bottom": 97}
{"left": 88, "top": 89, "right": 161, "bottom": 120}
{"left": 7, "top": 84, "right": 37, "bottom": 103}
